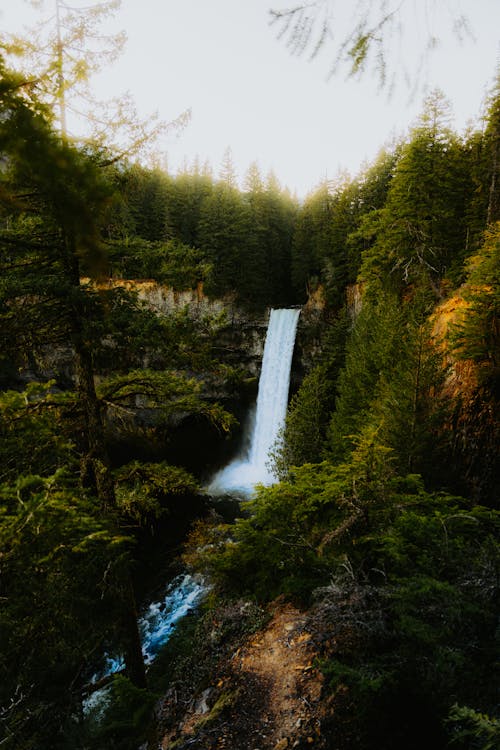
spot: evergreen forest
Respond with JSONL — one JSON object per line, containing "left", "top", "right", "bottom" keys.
{"left": 0, "top": 34, "right": 499, "bottom": 750}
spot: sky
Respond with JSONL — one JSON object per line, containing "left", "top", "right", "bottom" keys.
{"left": 1, "top": 0, "right": 499, "bottom": 197}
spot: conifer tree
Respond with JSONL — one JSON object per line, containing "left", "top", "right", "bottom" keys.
{"left": 0, "top": 59, "right": 148, "bottom": 690}
{"left": 197, "top": 181, "right": 248, "bottom": 299}
{"left": 241, "top": 161, "right": 273, "bottom": 306}
{"left": 168, "top": 167, "right": 215, "bottom": 247}
{"left": 466, "top": 68, "right": 500, "bottom": 236}
{"left": 1, "top": 0, "right": 188, "bottom": 156}
{"left": 218, "top": 146, "right": 238, "bottom": 188}
{"left": 359, "top": 90, "right": 470, "bottom": 293}
{"left": 263, "top": 172, "right": 296, "bottom": 305}
{"left": 327, "top": 290, "right": 404, "bottom": 461}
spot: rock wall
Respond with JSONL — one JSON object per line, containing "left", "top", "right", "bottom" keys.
{"left": 111, "top": 280, "right": 332, "bottom": 381}
{"left": 112, "top": 280, "right": 270, "bottom": 377}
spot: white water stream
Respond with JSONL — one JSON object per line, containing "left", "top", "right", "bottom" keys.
{"left": 85, "top": 573, "right": 206, "bottom": 712}
{"left": 207, "top": 307, "right": 300, "bottom": 497}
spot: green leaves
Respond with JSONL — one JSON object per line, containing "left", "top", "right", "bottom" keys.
{"left": 451, "top": 223, "right": 500, "bottom": 390}
{"left": 97, "top": 368, "right": 235, "bottom": 433}
{"left": 114, "top": 461, "right": 199, "bottom": 525}
{"left": 0, "top": 383, "right": 77, "bottom": 481}
{"left": 359, "top": 90, "right": 472, "bottom": 293}
{"left": 193, "top": 456, "right": 499, "bottom": 746}
{"left": 0, "top": 474, "right": 133, "bottom": 747}
{"left": 447, "top": 705, "right": 500, "bottom": 750}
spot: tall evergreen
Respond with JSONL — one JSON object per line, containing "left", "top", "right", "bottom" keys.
{"left": 166, "top": 167, "right": 215, "bottom": 247}
{"left": 0, "top": 59, "right": 147, "bottom": 691}
{"left": 197, "top": 181, "right": 248, "bottom": 299}
{"left": 263, "top": 172, "right": 297, "bottom": 306}
{"left": 360, "top": 91, "right": 471, "bottom": 294}
{"left": 465, "top": 68, "right": 500, "bottom": 245}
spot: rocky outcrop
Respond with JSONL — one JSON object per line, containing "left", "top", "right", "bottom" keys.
{"left": 104, "top": 280, "right": 332, "bottom": 386}
{"left": 12, "top": 280, "right": 333, "bottom": 476}
{"left": 431, "top": 291, "right": 499, "bottom": 506}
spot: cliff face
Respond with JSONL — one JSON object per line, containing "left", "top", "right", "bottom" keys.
{"left": 111, "top": 280, "right": 270, "bottom": 377}
{"left": 12, "top": 279, "right": 332, "bottom": 476}
{"left": 115, "top": 281, "right": 332, "bottom": 475}
{"left": 431, "top": 292, "right": 499, "bottom": 506}
{"left": 431, "top": 293, "right": 477, "bottom": 398}
{"left": 19, "top": 278, "right": 330, "bottom": 386}
{"left": 106, "top": 280, "right": 329, "bottom": 388}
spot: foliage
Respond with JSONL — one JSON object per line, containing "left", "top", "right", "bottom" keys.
{"left": 97, "top": 368, "right": 236, "bottom": 434}
{"left": 104, "top": 160, "right": 297, "bottom": 310}
{"left": 272, "top": 309, "right": 349, "bottom": 477}
{"left": 270, "top": 1, "right": 472, "bottom": 94}
{"left": 107, "top": 237, "right": 212, "bottom": 289}
{"left": 313, "top": 493, "right": 500, "bottom": 749}
{"left": 0, "top": 382, "right": 76, "bottom": 481}
{"left": 83, "top": 675, "right": 157, "bottom": 750}
{"left": 326, "top": 290, "right": 405, "bottom": 461}
{"left": 451, "top": 223, "right": 500, "bottom": 392}
{"left": 114, "top": 461, "right": 199, "bottom": 525}
{"left": 359, "top": 90, "right": 472, "bottom": 293}
{"left": 188, "top": 455, "right": 499, "bottom": 748}
{"left": 272, "top": 364, "right": 335, "bottom": 478}
{"left": 0, "top": 0, "right": 188, "bottom": 157}
{"left": 0, "top": 473, "right": 133, "bottom": 749}
{"left": 186, "top": 460, "right": 385, "bottom": 601}
{"left": 1, "top": 29, "right": 500, "bottom": 750}
{"left": 447, "top": 704, "right": 500, "bottom": 750}
{"left": 88, "top": 293, "right": 228, "bottom": 374}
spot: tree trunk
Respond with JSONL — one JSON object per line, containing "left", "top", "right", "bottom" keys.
{"left": 73, "top": 336, "right": 116, "bottom": 511}
{"left": 62, "top": 229, "right": 147, "bottom": 688}
{"left": 121, "top": 580, "right": 148, "bottom": 689}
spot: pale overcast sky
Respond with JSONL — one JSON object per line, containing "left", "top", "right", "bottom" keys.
{"left": 1, "top": 0, "right": 499, "bottom": 197}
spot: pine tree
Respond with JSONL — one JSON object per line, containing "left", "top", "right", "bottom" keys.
{"left": 218, "top": 146, "right": 238, "bottom": 188}
{"left": 359, "top": 91, "right": 471, "bottom": 294}
{"left": 197, "top": 181, "right": 248, "bottom": 299}
{"left": 327, "top": 290, "right": 405, "bottom": 461}
{"left": 3, "top": 0, "right": 124, "bottom": 135}
{"left": 1, "top": 0, "right": 188, "bottom": 156}
{"left": 465, "top": 68, "right": 500, "bottom": 238}
{"left": 0, "top": 59, "right": 147, "bottom": 689}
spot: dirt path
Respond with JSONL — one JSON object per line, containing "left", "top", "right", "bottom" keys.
{"left": 159, "top": 601, "right": 324, "bottom": 749}
{"left": 235, "top": 602, "right": 323, "bottom": 747}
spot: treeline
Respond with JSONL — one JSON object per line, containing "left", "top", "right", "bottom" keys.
{"left": 276, "top": 84, "right": 500, "bottom": 505}
{"left": 94, "top": 87, "right": 500, "bottom": 317}
{"left": 101, "top": 156, "right": 297, "bottom": 309}
{"left": 184, "top": 87, "right": 500, "bottom": 748}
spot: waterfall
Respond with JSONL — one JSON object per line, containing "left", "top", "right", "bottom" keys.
{"left": 208, "top": 307, "right": 300, "bottom": 496}
{"left": 84, "top": 309, "right": 300, "bottom": 716}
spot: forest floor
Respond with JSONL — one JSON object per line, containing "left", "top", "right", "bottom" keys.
{"left": 158, "top": 599, "right": 327, "bottom": 749}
